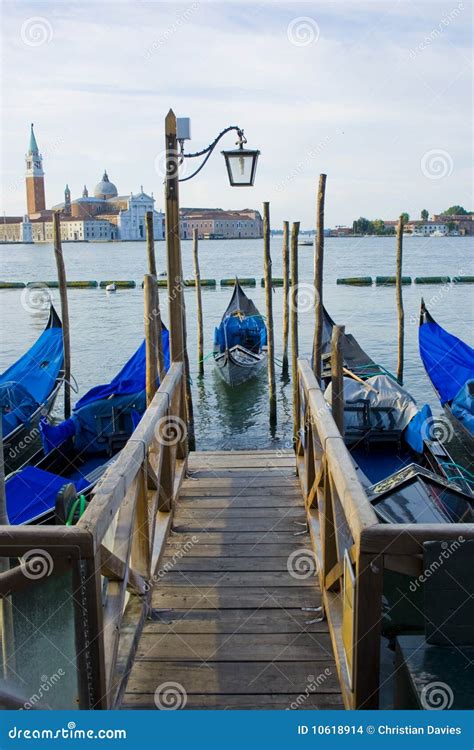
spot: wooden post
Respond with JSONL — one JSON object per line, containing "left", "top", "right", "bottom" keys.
{"left": 331, "top": 324, "right": 345, "bottom": 436}
{"left": 263, "top": 202, "right": 276, "bottom": 426}
{"left": 145, "top": 210, "right": 157, "bottom": 277}
{"left": 313, "top": 174, "right": 327, "bottom": 380}
{"left": 396, "top": 215, "right": 404, "bottom": 385}
{"left": 281, "top": 221, "right": 290, "bottom": 379}
{"left": 145, "top": 213, "right": 165, "bottom": 381}
{"left": 53, "top": 212, "right": 71, "bottom": 419}
{"left": 290, "top": 221, "right": 300, "bottom": 441}
{"left": 192, "top": 229, "right": 204, "bottom": 377}
{"left": 144, "top": 275, "right": 158, "bottom": 406}
{"left": 164, "top": 109, "right": 194, "bottom": 452}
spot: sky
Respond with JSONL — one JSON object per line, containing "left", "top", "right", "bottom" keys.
{"left": 1, "top": 0, "right": 472, "bottom": 227}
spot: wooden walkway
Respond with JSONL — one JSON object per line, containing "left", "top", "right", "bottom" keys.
{"left": 122, "top": 451, "right": 343, "bottom": 709}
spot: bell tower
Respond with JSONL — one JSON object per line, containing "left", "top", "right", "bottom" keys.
{"left": 25, "top": 123, "right": 46, "bottom": 216}
{"left": 64, "top": 184, "right": 71, "bottom": 215}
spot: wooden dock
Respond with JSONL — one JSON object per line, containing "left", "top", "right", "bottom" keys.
{"left": 122, "top": 450, "right": 343, "bottom": 710}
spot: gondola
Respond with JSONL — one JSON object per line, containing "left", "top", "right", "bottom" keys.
{"left": 419, "top": 300, "right": 474, "bottom": 455}
{"left": 213, "top": 280, "right": 267, "bottom": 386}
{"left": 316, "top": 306, "right": 473, "bottom": 523}
{"left": 5, "top": 328, "right": 170, "bottom": 526}
{"left": 1, "top": 306, "right": 64, "bottom": 475}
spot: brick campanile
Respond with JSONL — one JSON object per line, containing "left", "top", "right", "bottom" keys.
{"left": 25, "top": 123, "right": 46, "bottom": 216}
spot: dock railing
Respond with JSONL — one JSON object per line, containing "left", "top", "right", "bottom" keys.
{"left": 296, "top": 359, "right": 474, "bottom": 709}
{"left": 0, "top": 362, "right": 187, "bottom": 709}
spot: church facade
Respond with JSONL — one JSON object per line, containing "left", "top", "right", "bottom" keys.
{"left": 0, "top": 125, "right": 164, "bottom": 243}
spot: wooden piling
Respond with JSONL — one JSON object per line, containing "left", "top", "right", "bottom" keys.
{"left": 143, "top": 274, "right": 158, "bottom": 406}
{"left": 192, "top": 229, "right": 204, "bottom": 377}
{"left": 263, "top": 202, "right": 277, "bottom": 426}
{"left": 145, "top": 211, "right": 157, "bottom": 277}
{"left": 145, "top": 213, "right": 165, "bottom": 381}
{"left": 164, "top": 109, "right": 194, "bottom": 451}
{"left": 281, "top": 221, "right": 290, "bottom": 379}
{"left": 52, "top": 212, "right": 71, "bottom": 419}
{"left": 331, "top": 324, "right": 345, "bottom": 436}
{"left": 396, "top": 215, "right": 404, "bottom": 385}
{"left": 290, "top": 221, "right": 300, "bottom": 441}
{"left": 313, "top": 174, "right": 327, "bottom": 381}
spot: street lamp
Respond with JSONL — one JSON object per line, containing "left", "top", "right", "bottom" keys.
{"left": 177, "top": 121, "right": 260, "bottom": 187}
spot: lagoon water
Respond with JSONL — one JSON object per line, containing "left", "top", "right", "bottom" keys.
{"left": 1, "top": 236, "right": 472, "bottom": 450}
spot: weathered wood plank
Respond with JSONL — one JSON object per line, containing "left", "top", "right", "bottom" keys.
{"left": 177, "top": 496, "right": 302, "bottom": 508}
{"left": 159, "top": 556, "right": 295, "bottom": 572}
{"left": 135, "top": 632, "right": 333, "bottom": 661}
{"left": 165, "top": 532, "right": 311, "bottom": 545}
{"left": 172, "top": 518, "right": 307, "bottom": 532}
{"left": 122, "top": 692, "right": 343, "bottom": 709}
{"left": 156, "top": 571, "right": 317, "bottom": 587}
{"left": 174, "top": 508, "right": 305, "bottom": 519}
{"left": 125, "top": 660, "right": 339, "bottom": 694}
{"left": 151, "top": 586, "right": 320, "bottom": 609}
{"left": 179, "top": 487, "right": 302, "bottom": 497}
{"left": 181, "top": 477, "right": 299, "bottom": 488}
{"left": 146, "top": 608, "right": 328, "bottom": 634}
{"left": 160, "top": 543, "right": 310, "bottom": 558}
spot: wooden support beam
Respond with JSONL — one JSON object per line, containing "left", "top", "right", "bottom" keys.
{"left": 290, "top": 222, "right": 300, "bottom": 442}
{"left": 263, "top": 202, "right": 277, "bottom": 426}
{"left": 281, "top": 221, "right": 290, "bottom": 379}
{"left": 331, "top": 325, "right": 345, "bottom": 436}
{"left": 313, "top": 174, "right": 326, "bottom": 380}
{"left": 396, "top": 214, "right": 405, "bottom": 384}
{"left": 192, "top": 228, "right": 204, "bottom": 377}
{"left": 52, "top": 212, "right": 71, "bottom": 419}
{"left": 144, "top": 274, "right": 158, "bottom": 406}
{"left": 353, "top": 552, "right": 383, "bottom": 709}
{"left": 145, "top": 210, "right": 157, "bottom": 277}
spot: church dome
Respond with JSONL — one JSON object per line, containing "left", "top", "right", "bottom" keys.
{"left": 94, "top": 170, "right": 118, "bottom": 199}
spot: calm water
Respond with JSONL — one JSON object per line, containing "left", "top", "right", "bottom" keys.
{"left": 1, "top": 236, "right": 472, "bottom": 449}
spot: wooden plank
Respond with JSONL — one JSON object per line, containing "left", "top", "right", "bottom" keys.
{"left": 122, "top": 692, "right": 343, "bottom": 709}
{"left": 188, "top": 457, "right": 295, "bottom": 468}
{"left": 135, "top": 632, "right": 333, "bottom": 661}
{"left": 180, "top": 477, "right": 299, "bottom": 488}
{"left": 174, "top": 508, "right": 305, "bottom": 519}
{"left": 161, "top": 543, "right": 310, "bottom": 558}
{"left": 179, "top": 486, "right": 301, "bottom": 497}
{"left": 157, "top": 571, "right": 317, "bottom": 587}
{"left": 177, "top": 496, "right": 303, "bottom": 508}
{"left": 165, "top": 532, "right": 311, "bottom": 545}
{"left": 146, "top": 608, "right": 327, "bottom": 634}
{"left": 125, "top": 660, "right": 340, "bottom": 694}
{"left": 152, "top": 586, "right": 320, "bottom": 609}
{"left": 159, "top": 556, "right": 296, "bottom": 572}
{"left": 172, "top": 518, "right": 307, "bottom": 532}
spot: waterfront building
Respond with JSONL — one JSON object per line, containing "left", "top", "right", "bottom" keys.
{"left": 180, "top": 208, "right": 263, "bottom": 239}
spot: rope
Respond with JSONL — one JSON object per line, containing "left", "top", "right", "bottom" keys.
{"left": 65, "top": 494, "right": 87, "bottom": 526}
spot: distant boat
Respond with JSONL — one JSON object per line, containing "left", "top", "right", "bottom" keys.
{"left": 105, "top": 283, "right": 116, "bottom": 292}
{"left": 431, "top": 229, "right": 446, "bottom": 237}
{"left": 299, "top": 240, "right": 313, "bottom": 246}
{"left": 1, "top": 306, "right": 64, "bottom": 474}
{"left": 213, "top": 280, "right": 267, "bottom": 386}
{"left": 419, "top": 301, "right": 474, "bottom": 455}
{"left": 5, "top": 327, "right": 170, "bottom": 525}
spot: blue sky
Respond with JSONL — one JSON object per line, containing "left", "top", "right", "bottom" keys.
{"left": 1, "top": 0, "right": 472, "bottom": 226}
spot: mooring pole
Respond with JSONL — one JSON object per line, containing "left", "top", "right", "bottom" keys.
{"left": 192, "top": 229, "right": 204, "bottom": 377}
{"left": 263, "top": 202, "right": 277, "bottom": 426}
{"left": 331, "top": 324, "right": 345, "bottom": 436}
{"left": 290, "top": 221, "right": 300, "bottom": 442}
{"left": 164, "top": 109, "right": 195, "bottom": 451}
{"left": 143, "top": 274, "right": 158, "bottom": 406}
{"left": 281, "top": 221, "right": 290, "bottom": 379}
{"left": 145, "top": 212, "right": 165, "bottom": 381}
{"left": 396, "top": 215, "right": 404, "bottom": 385}
{"left": 313, "top": 173, "right": 327, "bottom": 381}
{"left": 52, "top": 212, "right": 71, "bottom": 419}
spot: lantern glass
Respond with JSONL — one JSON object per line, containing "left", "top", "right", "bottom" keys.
{"left": 221, "top": 147, "right": 260, "bottom": 186}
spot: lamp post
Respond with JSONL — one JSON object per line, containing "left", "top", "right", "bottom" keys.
{"left": 163, "top": 109, "right": 260, "bottom": 451}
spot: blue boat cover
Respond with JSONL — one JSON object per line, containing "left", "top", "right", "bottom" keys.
{"left": 419, "top": 319, "right": 474, "bottom": 404}
{"left": 214, "top": 315, "right": 267, "bottom": 354}
{"left": 451, "top": 379, "right": 474, "bottom": 436}
{"left": 0, "top": 324, "right": 63, "bottom": 437}
{"left": 6, "top": 465, "right": 89, "bottom": 525}
{"left": 75, "top": 329, "right": 170, "bottom": 409}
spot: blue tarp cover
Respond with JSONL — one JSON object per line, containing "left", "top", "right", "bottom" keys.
{"left": 75, "top": 329, "right": 170, "bottom": 409}
{"left": 0, "top": 325, "right": 63, "bottom": 437}
{"left": 419, "top": 319, "right": 474, "bottom": 404}
{"left": 6, "top": 465, "right": 88, "bottom": 525}
{"left": 214, "top": 315, "right": 266, "bottom": 354}
{"left": 451, "top": 379, "right": 474, "bottom": 436}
